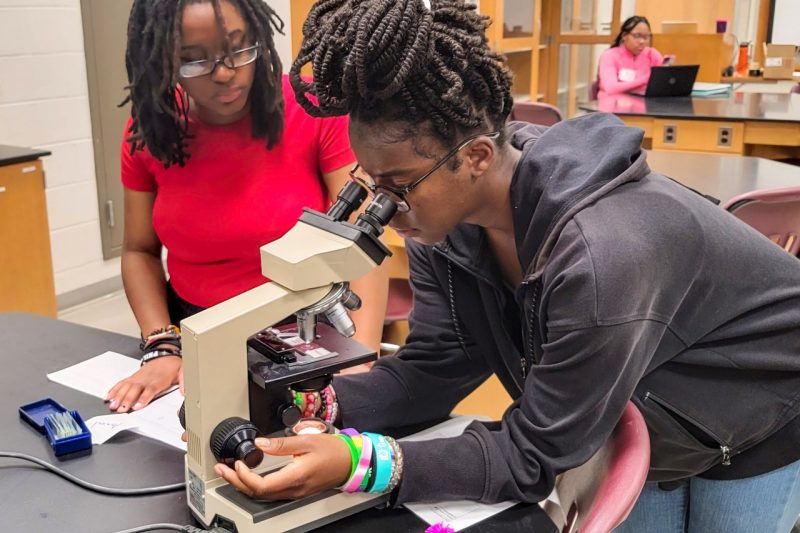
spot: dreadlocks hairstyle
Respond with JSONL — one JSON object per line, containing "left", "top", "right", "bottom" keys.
{"left": 612, "top": 16, "right": 651, "bottom": 47}
{"left": 123, "top": 0, "right": 285, "bottom": 167}
{"left": 290, "top": 0, "right": 513, "bottom": 148}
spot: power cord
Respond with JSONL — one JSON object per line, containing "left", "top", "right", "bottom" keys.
{"left": 111, "top": 525, "right": 232, "bottom": 533}
{"left": 111, "top": 526, "right": 192, "bottom": 533}
{"left": 1, "top": 452, "right": 236, "bottom": 533}
{"left": 0, "top": 451, "right": 184, "bottom": 496}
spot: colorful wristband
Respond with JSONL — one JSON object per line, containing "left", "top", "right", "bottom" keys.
{"left": 342, "top": 432, "right": 373, "bottom": 493}
{"left": 334, "top": 434, "right": 360, "bottom": 479}
{"left": 362, "top": 432, "right": 393, "bottom": 493}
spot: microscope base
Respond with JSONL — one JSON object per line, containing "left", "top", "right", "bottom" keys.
{"left": 189, "top": 467, "right": 388, "bottom": 533}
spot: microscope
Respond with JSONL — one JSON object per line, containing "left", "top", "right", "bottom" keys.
{"left": 180, "top": 183, "right": 397, "bottom": 532}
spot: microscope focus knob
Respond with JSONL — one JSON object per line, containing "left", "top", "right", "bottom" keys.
{"left": 210, "top": 417, "right": 264, "bottom": 468}
{"left": 280, "top": 404, "right": 302, "bottom": 427}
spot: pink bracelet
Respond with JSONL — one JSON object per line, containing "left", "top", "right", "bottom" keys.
{"left": 342, "top": 432, "right": 373, "bottom": 493}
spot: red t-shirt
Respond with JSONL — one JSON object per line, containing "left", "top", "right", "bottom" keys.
{"left": 121, "top": 75, "right": 354, "bottom": 307}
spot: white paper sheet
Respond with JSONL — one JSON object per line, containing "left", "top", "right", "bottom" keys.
{"left": 47, "top": 351, "right": 141, "bottom": 400}
{"left": 400, "top": 416, "right": 515, "bottom": 530}
{"left": 129, "top": 389, "right": 187, "bottom": 450}
{"left": 404, "top": 500, "right": 517, "bottom": 532}
{"left": 401, "top": 416, "right": 561, "bottom": 530}
{"left": 85, "top": 414, "right": 140, "bottom": 445}
{"left": 47, "top": 351, "right": 185, "bottom": 450}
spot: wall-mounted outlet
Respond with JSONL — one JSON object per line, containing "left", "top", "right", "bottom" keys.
{"left": 663, "top": 124, "right": 677, "bottom": 144}
{"left": 718, "top": 126, "right": 733, "bottom": 147}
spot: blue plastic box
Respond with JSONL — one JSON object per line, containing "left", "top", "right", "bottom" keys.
{"left": 18, "top": 398, "right": 92, "bottom": 457}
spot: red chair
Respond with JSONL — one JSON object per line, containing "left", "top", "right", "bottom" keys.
{"left": 385, "top": 278, "right": 413, "bottom": 323}
{"left": 382, "top": 229, "right": 414, "bottom": 346}
{"left": 510, "top": 102, "right": 564, "bottom": 126}
{"left": 722, "top": 186, "right": 800, "bottom": 257}
{"left": 543, "top": 401, "right": 650, "bottom": 533}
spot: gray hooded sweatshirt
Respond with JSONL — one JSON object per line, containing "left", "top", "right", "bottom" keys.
{"left": 335, "top": 113, "right": 800, "bottom": 505}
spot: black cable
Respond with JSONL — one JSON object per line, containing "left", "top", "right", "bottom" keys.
{"left": 0, "top": 451, "right": 185, "bottom": 496}
{"left": 111, "top": 525, "right": 189, "bottom": 533}
{"left": 111, "top": 524, "right": 231, "bottom": 533}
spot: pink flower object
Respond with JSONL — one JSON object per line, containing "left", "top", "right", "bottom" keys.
{"left": 425, "top": 524, "right": 455, "bottom": 533}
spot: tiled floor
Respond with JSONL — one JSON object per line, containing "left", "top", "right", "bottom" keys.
{"left": 58, "top": 290, "right": 140, "bottom": 338}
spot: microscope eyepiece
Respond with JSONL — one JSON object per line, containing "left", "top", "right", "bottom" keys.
{"left": 327, "top": 181, "right": 368, "bottom": 222}
{"left": 354, "top": 193, "right": 398, "bottom": 237}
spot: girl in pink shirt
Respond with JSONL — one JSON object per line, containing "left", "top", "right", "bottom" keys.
{"left": 598, "top": 16, "right": 664, "bottom": 96}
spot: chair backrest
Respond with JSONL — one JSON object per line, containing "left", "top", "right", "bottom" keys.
{"left": 722, "top": 186, "right": 800, "bottom": 256}
{"left": 543, "top": 402, "right": 650, "bottom": 533}
{"left": 590, "top": 79, "right": 600, "bottom": 101}
{"left": 510, "top": 102, "right": 564, "bottom": 126}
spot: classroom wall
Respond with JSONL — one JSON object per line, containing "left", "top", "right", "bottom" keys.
{"left": 634, "top": 0, "right": 736, "bottom": 34}
{"left": 0, "top": 0, "right": 294, "bottom": 305}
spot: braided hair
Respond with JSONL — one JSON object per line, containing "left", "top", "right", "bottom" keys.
{"left": 290, "top": 0, "right": 513, "bottom": 150}
{"left": 612, "top": 16, "right": 651, "bottom": 47}
{"left": 123, "top": 0, "right": 285, "bottom": 167}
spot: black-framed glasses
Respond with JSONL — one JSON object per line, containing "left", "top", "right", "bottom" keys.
{"left": 178, "top": 42, "right": 260, "bottom": 78}
{"left": 349, "top": 131, "right": 500, "bottom": 213}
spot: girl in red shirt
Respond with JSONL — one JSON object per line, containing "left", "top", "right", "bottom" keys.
{"left": 106, "top": 0, "right": 388, "bottom": 413}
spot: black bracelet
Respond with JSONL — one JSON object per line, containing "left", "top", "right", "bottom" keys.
{"left": 142, "top": 337, "right": 182, "bottom": 353}
{"left": 140, "top": 349, "right": 182, "bottom": 366}
{"left": 365, "top": 439, "right": 379, "bottom": 493}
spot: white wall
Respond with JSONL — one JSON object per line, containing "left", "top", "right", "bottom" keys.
{"left": 771, "top": 0, "right": 800, "bottom": 45}
{"left": 271, "top": 0, "right": 293, "bottom": 73}
{"left": 0, "top": 0, "right": 294, "bottom": 302}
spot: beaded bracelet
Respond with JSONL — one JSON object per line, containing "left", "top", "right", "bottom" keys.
{"left": 139, "top": 325, "right": 181, "bottom": 352}
{"left": 384, "top": 436, "right": 404, "bottom": 494}
{"left": 318, "top": 386, "right": 337, "bottom": 423}
{"left": 292, "top": 385, "right": 338, "bottom": 424}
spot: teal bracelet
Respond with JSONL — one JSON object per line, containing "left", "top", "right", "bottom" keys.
{"left": 362, "top": 432, "right": 393, "bottom": 493}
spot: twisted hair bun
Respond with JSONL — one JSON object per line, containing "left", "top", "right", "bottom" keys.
{"left": 290, "top": 0, "right": 513, "bottom": 143}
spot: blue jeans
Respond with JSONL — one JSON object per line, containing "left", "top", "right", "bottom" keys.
{"left": 614, "top": 458, "right": 800, "bottom": 533}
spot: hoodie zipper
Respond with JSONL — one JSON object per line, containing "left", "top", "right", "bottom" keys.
{"left": 520, "top": 280, "right": 541, "bottom": 380}
{"left": 645, "top": 392, "right": 734, "bottom": 466}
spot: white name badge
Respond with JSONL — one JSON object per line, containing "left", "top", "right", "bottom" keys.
{"left": 619, "top": 68, "right": 636, "bottom": 82}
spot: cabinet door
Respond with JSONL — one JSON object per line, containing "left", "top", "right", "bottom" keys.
{"left": 80, "top": 0, "right": 133, "bottom": 259}
{"left": 0, "top": 161, "right": 57, "bottom": 316}
{"left": 482, "top": 0, "right": 542, "bottom": 102}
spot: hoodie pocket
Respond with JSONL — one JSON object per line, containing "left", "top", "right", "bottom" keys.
{"left": 636, "top": 392, "right": 735, "bottom": 482}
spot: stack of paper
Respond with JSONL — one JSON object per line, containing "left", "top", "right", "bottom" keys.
{"left": 691, "top": 82, "right": 732, "bottom": 97}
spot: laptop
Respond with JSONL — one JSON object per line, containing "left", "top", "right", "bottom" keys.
{"left": 629, "top": 65, "right": 700, "bottom": 97}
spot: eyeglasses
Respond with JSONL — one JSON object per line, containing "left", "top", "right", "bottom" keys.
{"left": 628, "top": 32, "right": 651, "bottom": 41}
{"left": 178, "top": 42, "right": 260, "bottom": 78}
{"left": 348, "top": 131, "right": 500, "bottom": 213}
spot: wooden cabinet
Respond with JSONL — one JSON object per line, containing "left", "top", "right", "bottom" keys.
{"left": 0, "top": 150, "right": 57, "bottom": 317}
{"left": 480, "top": 0, "right": 543, "bottom": 102}
{"left": 652, "top": 33, "right": 734, "bottom": 83}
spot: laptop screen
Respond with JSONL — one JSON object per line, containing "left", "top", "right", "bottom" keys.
{"left": 630, "top": 65, "right": 700, "bottom": 97}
